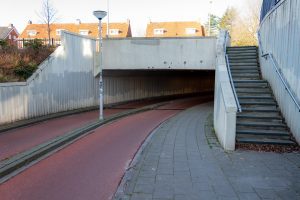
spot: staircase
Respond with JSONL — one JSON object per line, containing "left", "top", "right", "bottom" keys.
{"left": 227, "top": 46, "right": 296, "bottom": 145}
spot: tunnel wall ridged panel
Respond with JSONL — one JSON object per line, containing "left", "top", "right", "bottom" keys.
{"left": 259, "top": 0, "right": 300, "bottom": 143}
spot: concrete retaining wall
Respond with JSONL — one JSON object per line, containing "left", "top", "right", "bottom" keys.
{"left": 102, "top": 37, "right": 216, "bottom": 70}
{"left": 213, "top": 31, "right": 237, "bottom": 151}
{"left": 259, "top": 0, "right": 300, "bottom": 143}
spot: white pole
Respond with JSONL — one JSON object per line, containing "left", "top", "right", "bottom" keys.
{"left": 107, "top": 0, "right": 110, "bottom": 38}
{"left": 208, "top": 0, "right": 212, "bottom": 36}
{"left": 99, "top": 19, "right": 104, "bottom": 120}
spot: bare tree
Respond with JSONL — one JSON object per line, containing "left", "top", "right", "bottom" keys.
{"left": 223, "top": 0, "right": 262, "bottom": 46}
{"left": 37, "top": 0, "right": 58, "bottom": 45}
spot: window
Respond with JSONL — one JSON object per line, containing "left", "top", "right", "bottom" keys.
{"left": 56, "top": 29, "right": 65, "bottom": 36}
{"left": 153, "top": 28, "right": 165, "bottom": 35}
{"left": 185, "top": 28, "right": 197, "bottom": 35}
{"left": 8, "top": 34, "right": 11, "bottom": 39}
{"left": 79, "top": 30, "right": 89, "bottom": 36}
{"left": 109, "top": 29, "right": 119, "bottom": 35}
{"left": 27, "top": 30, "right": 37, "bottom": 36}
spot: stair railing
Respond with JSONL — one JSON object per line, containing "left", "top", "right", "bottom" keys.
{"left": 224, "top": 31, "right": 242, "bottom": 112}
{"left": 258, "top": 32, "right": 300, "bottom": 112}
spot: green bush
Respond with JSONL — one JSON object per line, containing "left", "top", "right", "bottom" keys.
{"left": 13, "top": 60, "right": 38, "bottom": 80}
{"left": 24, "top": 39, "right": 43, "bottom": 50}
{"left": 0, "top": 39, "right": 8, "bottom": 49}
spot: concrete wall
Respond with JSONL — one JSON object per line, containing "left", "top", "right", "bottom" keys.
{"left": 0, "top": 32, "right": 214, "bottom": 125}
{"left": 214, "top": 31, "right": 237, "bottom": 151}
{"left": 102, "top": 37, "right": 216, "bottom": 70}
{"left": 259, "top": 0, "right": 300, "bottom": 143}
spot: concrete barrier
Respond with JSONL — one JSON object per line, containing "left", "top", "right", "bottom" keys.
{"left": 102, "top": 37, "right": 216, "bottom": 70}
{"left": 213, "top": 31, "right": 237, "bottom": 151}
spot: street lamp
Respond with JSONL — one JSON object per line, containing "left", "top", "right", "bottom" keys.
{"left": 93, "top": 10, "right": 107, "bottom": 120}
{"left": 208, "top": 0, "right": 213, "bottom": 36}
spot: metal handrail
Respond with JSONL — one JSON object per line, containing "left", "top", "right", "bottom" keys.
{"left": 258, "top": 32, "right": 300, "bottom": 112}
{"left": 223, "top": 31, "right": 242, "bottom": 112}
{"left": 225, "top": 54, "right": 242, "bottom": 112}
{"left": 262, "top": 53, "right": 300, "bottom": 112}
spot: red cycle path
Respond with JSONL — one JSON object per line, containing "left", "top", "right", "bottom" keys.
{"left": 0, "top": 109, "right": 125, "bottom": 161}
{"left": 0, "top": 97, "right": 210, "bottom": 200}
{"left": 0, "top": 98, "right": 175, "bottom": 161}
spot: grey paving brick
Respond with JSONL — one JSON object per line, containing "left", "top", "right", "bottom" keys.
{"left": 130, "top": 193, "right": 152, "bottom": 200}
{"left": 238, "top": 192, "right": 261, "bottom": 200}
{"left": 115, "top": 104, "right": 300, "bottom": 200}
{"left": 133, "top": 184, "right": 154, "bottom": 194}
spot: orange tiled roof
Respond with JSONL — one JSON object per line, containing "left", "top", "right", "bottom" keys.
{"left": 19, "top": 22, "right": 131, "bottom": 39}
{"left": 146, "top": 21, "right": 205, "bottom": 37}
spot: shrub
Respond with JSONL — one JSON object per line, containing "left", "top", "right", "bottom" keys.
{"left": 0, "top": 39, "right": 8, "bottom": 49}
{"left": 24, "top": 39, "right": 43, "bottom": 51}
{"left": 13, "top": 61, "right": 38, "bottom": 80}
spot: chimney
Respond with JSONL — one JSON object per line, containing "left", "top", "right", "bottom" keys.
{"left": 28, "top": 20, "right": 32, "bottom": 24}
{"left": 8, "top": 24, "right": 13, "bottom": 28}
{"left": 76, "top": 19, "right": 81, "bottom": 25}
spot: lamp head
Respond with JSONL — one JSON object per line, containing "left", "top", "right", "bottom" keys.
{"left": 93, "top": 10, "right": 107, "bottom": 20}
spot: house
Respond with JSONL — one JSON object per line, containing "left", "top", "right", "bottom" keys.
{"left": 0, "top": 24, "right": 19, "bottom": 45}
{"left": 146, "top": 21, "right": 205, "bottom": 37}
{"left": 18, "top": 20, "right": 132, "bottom": 46}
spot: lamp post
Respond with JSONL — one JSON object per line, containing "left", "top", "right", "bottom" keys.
{"left": 208, "top": 0, "right": 212, "bottom": 36}
{"left": 93, "top": 10, "right": 107, "bottom": 120}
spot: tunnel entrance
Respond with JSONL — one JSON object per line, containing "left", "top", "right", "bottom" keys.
{"left": 102, "top": 70, "right": 215, "bottom": 105}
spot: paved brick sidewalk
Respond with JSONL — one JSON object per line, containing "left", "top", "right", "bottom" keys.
{"left": 115, "top": 102, "right": 300, "bottom": 200}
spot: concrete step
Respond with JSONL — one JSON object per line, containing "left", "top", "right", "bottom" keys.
{"left": 230, "top": 63, "right": 259, "bottom": 67}
{"left": 236, "top": 137, "right": 295, "bottom": 145}
{"left": 234, "top": 80, "right": 267, "bottom": 83}
{"left": 228, "top": 55, "right": 257, "bottom": 59}
{"left": 240, "top": 101, "right": 277, "bottom": 106}
{"left": 238, "top": 96, "right": 274, "bottom": 100}
{"left": 229, "top": 59, "right": 258, "bottom": 63}
{"left": 227, "top": 50, "right": 257, "bottom": 54}
{"left": 237, "top": 121, "right": 287, "bottom": 129}
{"left": 227, "top": 53, "right": 258, "bottom": 57}
{"left": 227, "top": 46, "right": 257, "bottom": 49}
{"left": 241, "top": 105, "right": 278, "bottom": 111}
{"left": 238, "top": 112, "right": 281, "bottom": 118}
{"left": 237, "top": 117, "right": 282, "bottom": 123}
{"left": 232, "top": 72, "right": 260, "bottom": 76}
{"left": 231, "top": 66, "right": 260, "bottom": 70}
{"left": 236, "top": 129, "right": 290, "bottom": 137}
{"left": 236, "top": 88, "right": 271, "bottom": 93}
{"left": 237, "top": 93, "right": 273, "bottom": 97}
{"left": 231, "top": 69, "right": 260, "bottom": 74}
{"left": 229, "top": 62, "right": 258, "bottom": 65}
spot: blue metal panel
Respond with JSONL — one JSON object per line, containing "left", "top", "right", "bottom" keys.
{"left": 260, "top": 0, "right": 282, "bottom": 22}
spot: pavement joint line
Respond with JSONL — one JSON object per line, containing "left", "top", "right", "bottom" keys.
{"left": 0, "top": 101, "right": 169, "bottom": 184}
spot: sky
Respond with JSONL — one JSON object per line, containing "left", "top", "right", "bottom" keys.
{"left": 0, "top": 0, "right": 248, "bottom": 36}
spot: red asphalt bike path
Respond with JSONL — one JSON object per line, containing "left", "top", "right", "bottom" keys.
{"left": 0, "top": 97, "right": 210, "bottom": 200}
{"left": 0, "top": 99, "right": 166, "bottom": 162}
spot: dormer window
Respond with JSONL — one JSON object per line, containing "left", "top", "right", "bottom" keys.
{"left": 27, "top": 30, "right": 37, "bottom": 36}
{"left": 109, "top": 29, "right": 119, "bottom": 35}
{"left": 154, "top": 28, "right": 165, "bottom": 35}
{"left": 79, "top": 30, "right": 89, "bottom": 36}
{"left": 56, "top": 29, "right": 65, "bottom": 36}
{"left": 185, "top": 28, "right": 197, "bottom": 35}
